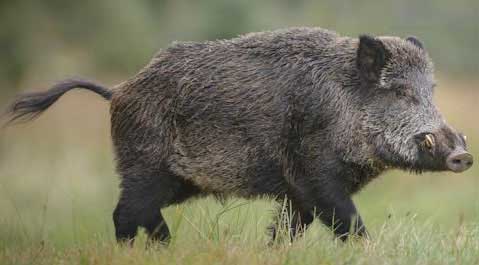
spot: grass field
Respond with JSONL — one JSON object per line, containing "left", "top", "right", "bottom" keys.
{"left": 0, "top": 78, "right": 478, "bottom": 264}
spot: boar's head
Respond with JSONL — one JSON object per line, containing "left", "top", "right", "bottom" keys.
{"left": 356, "top": 35, "right": 472, "bottom": 173}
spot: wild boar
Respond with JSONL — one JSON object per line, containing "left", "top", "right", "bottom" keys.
{"left": 6, "top": 27, "right": 473, "bottom": 244}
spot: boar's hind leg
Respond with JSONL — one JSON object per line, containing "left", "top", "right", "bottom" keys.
{"left": 113, "top": 166, "right": 200, "bottom": 245}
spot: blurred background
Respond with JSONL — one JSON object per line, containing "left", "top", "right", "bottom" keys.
{"left": 0, "top": 0, "right": 478, "bottom": 247}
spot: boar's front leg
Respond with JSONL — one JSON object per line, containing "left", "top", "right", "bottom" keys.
{"left": 313, "top": 194, "right": 369, "bottom": 240}
{"left": 269, "top": 196, "right": 315, "bottom": 243}
{"left": 288, "top": 179, "right": 369, "bottom": 241}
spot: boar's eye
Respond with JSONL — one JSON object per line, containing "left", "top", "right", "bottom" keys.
{"left": 392, "top": 83, "right": 414, "bottom": 98}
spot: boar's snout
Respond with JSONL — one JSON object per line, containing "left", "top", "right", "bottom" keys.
{"left": 446, "top": 149, "right": 473, "bottom": 173}
{"left": 414, "top": 129, "right": 473, "bottom": 173}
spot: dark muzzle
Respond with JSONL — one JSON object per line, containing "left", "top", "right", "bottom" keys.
{"left": 416, "top": 128, "right": 473, "bottom": 173}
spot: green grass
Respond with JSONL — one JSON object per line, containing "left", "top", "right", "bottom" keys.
{"left": 1, "top": 81, "right": 479, "bottom": 264}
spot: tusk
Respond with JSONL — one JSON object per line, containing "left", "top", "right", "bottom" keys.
{"left": 463, "top": 135, "right": 467, "bottom": 142}
{"left": 425, "top": 134, "right": 434, "bottom": 149}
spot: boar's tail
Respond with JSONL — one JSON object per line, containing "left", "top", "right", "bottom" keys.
{"left": 4, "top": 78, "right": 112, "bottom": 124}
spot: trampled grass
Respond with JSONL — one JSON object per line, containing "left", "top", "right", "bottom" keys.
{"left": 0, "top": 79, "right": 478, "bottom": 264}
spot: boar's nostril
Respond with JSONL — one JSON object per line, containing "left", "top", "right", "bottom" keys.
{"left": 446, "top": 151, "right": 473, "bottom": 173}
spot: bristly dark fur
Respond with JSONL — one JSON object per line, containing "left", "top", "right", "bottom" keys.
{"left": 4, "top": 27, "right": 470, "bottom": 245}
{"left": 5, "top": 78, "right": 111, "bottom": 124}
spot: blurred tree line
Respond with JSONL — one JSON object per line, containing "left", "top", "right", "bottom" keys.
{"left": 0, "top": 0, "right": 477, "bottom": 99}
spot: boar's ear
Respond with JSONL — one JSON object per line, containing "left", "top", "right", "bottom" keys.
{"left": 406, "top": 36, "right": 424, "bottom": 49}
{"left": 357, "top": 35, "right": 390, "bottom": 84}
